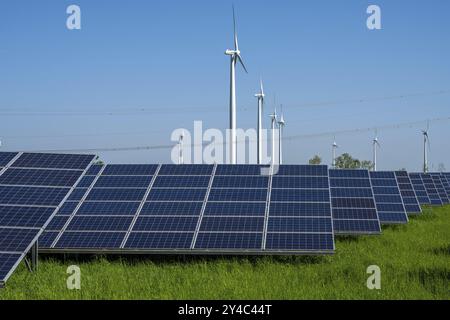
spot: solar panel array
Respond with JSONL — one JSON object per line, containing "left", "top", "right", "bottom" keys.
{"left": 41, "top": 164, "right": 335, "bottom": 254}
{"left": 409, "top": 173, "right": 431, "bottom": 205}
{"left": 0, "top": 152, "right": 95, "bottom": 286}
{"left": 419, "top": 173, "right": 443, "bottom": 205}
{"left": 369, "top": 172, "right": 408, "bottom": 224}
{"left": 394, "top": 171, "right": 421, "bottom": 215}
{"left": 329, "top": 169, "right": 381, "bottom": 235}
{"left": 440, "top": 173, "right": 450, "bottom": 199}
{"left": 429, "top": 174, "right": 450, "bottom": 204}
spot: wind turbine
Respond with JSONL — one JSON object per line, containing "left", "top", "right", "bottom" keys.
{"left": 422, "top": 122, "right": 430, "bottom": 173}
{"left": 269, "top": 108, "right": 278, "bottom": 165}
{"left": 225, "top": 6, "right": 248, "bottom": 164}
{"left": 372, "top": 132, "right": 380, "bottom": 171}
{"left": 254, "top": 79, "right": 265, "bottom": 164}
{"left": 332, "top": 138, "right": 338, "bottom": 168}
{"left": 277, "top": 105, "right": 286, "bottom": 165}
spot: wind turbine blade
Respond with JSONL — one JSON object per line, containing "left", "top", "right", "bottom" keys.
{"left": 233, "top": 6, "right": 238, "bottom": 51}
{"left": 237, "top": 55, "right": 248, "bottom": 73}
{"left": 260, "top": 79, "right": 264, "bottom": 96}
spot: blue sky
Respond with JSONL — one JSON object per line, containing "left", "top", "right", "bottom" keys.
{"left": 0, "top": 0, "right": 449, "bottom": 170}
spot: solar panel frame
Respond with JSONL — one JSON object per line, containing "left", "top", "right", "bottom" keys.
{"left": 369, "top": 171, "right": 408, "bottom": 224}
{"left": 0, "top": 152, "right": 96, "bottom": 286}
{"left": 329, "top": 169, "right": 381, "bottom": 235}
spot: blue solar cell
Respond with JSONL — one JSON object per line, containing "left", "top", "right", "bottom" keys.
{"left": 194, "top": 232, "right": 263, "bottom": 250}
{"left": 147, "top": 189, "right": 207, "bottom": 202}
{"left": 55, "top": 232, "right": 126, "bottom": 249}
{"left": 0, "top": 228, "right": 40, "bottom": 252}
{"left": 332, "top": 208, "right": 379, "bottom": 220}
{"left": 0, "top": 168, "right": 82, "bottom": 187}
{"left": 215, "top": 165, "right": 270, "bottom": 176}
{"left": 267, "top": 217, "right": 332, "bottom": 233}
{"left": 199, "top": 217, "right": 264, "bottom": 232}
{"left": 94, "top": 176, "right": 153, "bottom": 188}
{"left": 275, "top": 165, "right": 328, "bottom": 176}
{"left": 378, "top": 212, "right": 408, "bottom": 223}
{"left": 102, "top": 165, "right": 157, "bottom": 176}
{"left": 329, "top": 169, "right": 369, "bottom": 178}
{"left": 45, "top": 215, "right": 70, "bottom": 230}
{"left": 66, "top": 216, "right": 133, "bottom": 232}
{"left": 38, "top": 232, "right": 59, "bottom": 248}
{"left": 332, "top": 198, "right": 376, "bottom": 208}
{"left": 208, "top": 188, "right": 267, "bottom": 202}
{"left": 12, "top": 153, "right": 95, "bottom": 170}
{"left": 67, "top": 188, "right": 89, "bottom": 201}
{"left": 57, "top": 201, "right": 79, "bottom": 215}
{"left": 141, "top": 202, "right": 203, "bottom": 216}
{"left": 372, "top": 187, "right": 401, "bottom": 195}
{"left": 0, "top": 253, "right": 21, "bottom": 282}
{"left": 329, "top": 178, "right": 371, "bottom": 188}
{"left": 204, "top": 202, "right": 266, "bottom": 216}
{"left": 333, "top": 220, "right": 380, "bottom": 234}
{"left": 0, "top": 206, "right": 55, "bottom": 228}
{"left": 85, "top": 164, "right": 103, "bottom": 176}
{"left": 212, "top": 176, "right": 269, "bottom": 188}
{"left": 270, "top": 189, "right": 329, "bottom": 202}
{"left": 376, "top": 203, "right": 407, "bottom": 212}
{"left": 404, "top": 204, "right": 422, "bottom": 213}
{"left": 331, "top": 188, "right": 374, "bottom": 198}
{"left": 370, "top": 179, "right": 399, "bottom": 187}
{"left": 268, "top": 202, "right": 331, "bottom": 217}
{"left": 370, "top": 171, "right": 396, "bottom": 179}
{"left": 77, "top": 202, "right": 140, "bottom": 216}
{"left": 77, "top": 175, "right": 96, "bottom": 188}
{"left": 374, "top": 195, "right": 403, "bottom": 203}
{"left": 125, "top": 232, "right": 194, "bottom": 249}
{"left": 0, "top": 186, "right": 70, "bottom": 206}
{"left": 132, "top": 216, "right": 198, "bottom": 232}
{"left": 0, "top": 152, "right": 18, "bottom": 167}
{"left": 265, "top": 233, "right": 334, "bottom": 251}
{"left": 158, "top": 165, "right": 213, "bottom": 176}
{"left": 153, "top": 176, "right": 211, "bottom": 188}
{"left": 271, "top": 176, "right": 329, "bottom": 189}
{"left": 87, "top": 188, "right": 147, "bottom": 201}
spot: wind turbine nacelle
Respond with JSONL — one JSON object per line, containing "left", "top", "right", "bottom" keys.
{"left": 225, "top": 49, "right": 235, "bottom": 55}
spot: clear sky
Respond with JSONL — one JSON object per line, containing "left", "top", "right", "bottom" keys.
{"left": 1, "top": 0, "right": 449, "bottom": 171}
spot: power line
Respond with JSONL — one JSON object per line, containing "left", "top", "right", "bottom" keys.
{"left": 25, "top": 116, "right": 450, "bottom": 153}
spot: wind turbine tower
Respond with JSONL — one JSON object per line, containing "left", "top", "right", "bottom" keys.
{"left": 254, "top": 80, "right": 265, "bottom": 164}
{"left": 332, "top": 139, "right": 338, "bottom": 168}
{"left": 422, "top": 123, "right": 430, "bottom": 173}
{"left": 225, "top": 6, "right": 248, "bottom": 164}
{"left": 270, "top": 108, "right": 278, "bottom": 165}
{"left": 178, "top": 130, "right": 184, "bottom": 165}
{"left": 277, "top": 106, "right": 286, "bottom": 165}
{"left": 372, "top": 133, "right": 380, "bottom": 171}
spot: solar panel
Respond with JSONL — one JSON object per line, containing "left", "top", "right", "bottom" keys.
{"left": 419, "top": 173, "right": 443, "bottom": 205}
{"left": 41, "top": 164, "right": 335, "bottom": 255}
{"left": 409, "top": 173, "right": 431, "bottom": 205}
{"left": 429, "top": 173, "right": 450, "bottom": 204}
{"left": 394, "top": 171, "right": 422, "bottom": 214}
{"left": 369, "top": 171, "right": 408, "bottom": 224}
{"left": 329, "top": 169, "right": 381, "bottom": 235}
{"left": 0, "top": 152, "right": 95, "bottom": 287}
{"left": 440, "top": 173, "right": 450, "bottom": 199}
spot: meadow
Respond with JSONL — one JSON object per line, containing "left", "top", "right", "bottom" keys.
{"left": 1, "top": 205, "right": 449, "bottom": 300}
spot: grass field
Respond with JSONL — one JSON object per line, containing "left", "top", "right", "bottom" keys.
{"left": 1, "top": 205, "right": 449, "bottom": 300}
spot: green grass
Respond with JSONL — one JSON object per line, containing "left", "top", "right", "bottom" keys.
{"left": 1, "top": 205, "right": 449, "bottom": 300}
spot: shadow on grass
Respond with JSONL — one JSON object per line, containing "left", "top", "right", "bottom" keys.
{"left": 409, "top": 267, "right": 450, "bottom": 297}
{"left": 335, "top": 236, "right": 360, "bottom": 243}
{"left": 41, "top": 253, "right": 330, "bottom": 267}
{"left": 431, "top": 245, "right": 450, "bottom": 256}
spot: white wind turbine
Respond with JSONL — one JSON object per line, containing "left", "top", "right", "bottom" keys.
{"left": 254, "top": 79, "right": 265, "bottom": 164}
{"left": 372, "top": 132, "right": 380, "bottom": 171}
{"left": 332, "top": 138, "right": 338, "bottom": 168}
{"left": 277, "top": 105, "right": 286, "bottom": 165}
{"left": 269, "top": 108, "right": 278, "bottom": 165}
{"left": 225, "top": 6, "right": 248, "bottom": 164}
{"left": 422, "top": 122, "right": 431, "bottom": 173}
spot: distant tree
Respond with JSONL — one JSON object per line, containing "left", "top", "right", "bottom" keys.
{"left": 335, "top": 153, "right": 373, "bottom": 170}
{"left": 309, "top": 155, "right": 322, "bottom": 165}
{"left": 438, "top": 163, "right": 446, "bottom": 172}
{"left": 398, "top": 168, "right": 407, "bottom": 172}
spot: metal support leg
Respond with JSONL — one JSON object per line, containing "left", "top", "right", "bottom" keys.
{"left": 25, "top": 241, "right": 39, "bottom": 273}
